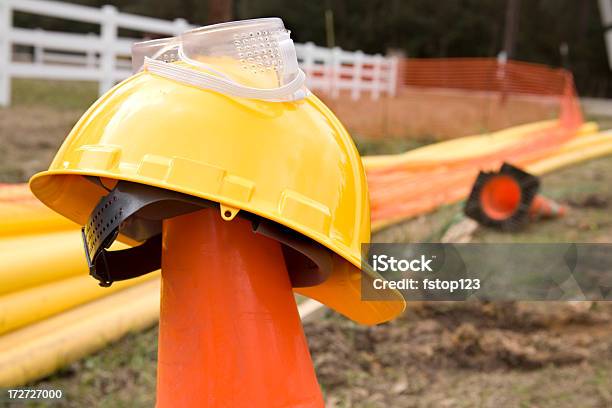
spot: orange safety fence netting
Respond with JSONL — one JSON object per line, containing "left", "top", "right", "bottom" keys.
{"left": 320, "top": 58, "right": 582, "bottom": 140}
{"left": 401, "top": 58, "right": 582, "bottom": 129}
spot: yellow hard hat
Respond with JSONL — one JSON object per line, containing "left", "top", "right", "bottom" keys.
{"left": 30, "top": 19, "right": 404, "bottom": 325}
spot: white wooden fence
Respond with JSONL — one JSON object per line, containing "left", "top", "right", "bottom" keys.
{"left": 296, "top": 42, "right": 398, "bottom": 100}
{"left": 0, "top": 0, "right": 398, "bottom": 107}
{"left": 598, "top": 0, "right": 612, "bottom": 69}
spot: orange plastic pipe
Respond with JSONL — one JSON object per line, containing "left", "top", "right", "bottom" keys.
{"left": 157, "top": 208, "right": 324, "bottom": 407}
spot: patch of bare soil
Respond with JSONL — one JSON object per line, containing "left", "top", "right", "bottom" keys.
{"left": 321, "top": 88, "right": 560, "bottom": 140}
{"left": 0, "top": 106, "right": 80, "bottom": 182}
{"left": 567, "top": 194, "right": 609, "bottom": 209}
{"left": 306, "top": 302, "right": 612, "bottom": 407}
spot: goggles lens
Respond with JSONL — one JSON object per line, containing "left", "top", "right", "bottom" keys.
{"left": 131, "top": 18, "right": 301, "bottom": 91}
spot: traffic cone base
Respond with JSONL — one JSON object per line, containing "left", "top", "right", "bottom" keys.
{"left": 479, "top": 175, "right": 522, "bottom": 220}
{"left": 465, "top": 163, "right": 539, "bottom": 230}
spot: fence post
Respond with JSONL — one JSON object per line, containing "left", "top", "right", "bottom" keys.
{"left": 387, "top": 56, "right": 398, "bottom": 97}
{"left": 86, "top": 32, "right": 97, "bottom": 68}
{"left": 371, "top": 54, "right": 382, "bottom": 100}
{"left": 33, "top": 28, "right": 44, "bottom": 64}
{"left": 173, "top": 18, "right": 189, "bottom": 35}
{"left": 303, "top": 42, "right": 315, "bottom": 88}
{"left": 351, "top": 50, "right": 363, "bottom": 101}
{"left": 322, "top": 47, "right": 332, "bottom": 95}
{"left": 331, "top": 47, "right": 341, "bottom": 98}
{"left": 0, "top": 0, "right": 11, "bottom": 107}
{"left": 99, "top": 5, "right": 118, "bottom": 96}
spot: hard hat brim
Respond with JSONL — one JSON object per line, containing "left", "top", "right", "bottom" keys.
{"left": 30, "top": 171, "right": 405, "bottom": 325}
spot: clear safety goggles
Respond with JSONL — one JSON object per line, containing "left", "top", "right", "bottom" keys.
{"left": 131, "top": 18, "right": 308, "bottom": 102}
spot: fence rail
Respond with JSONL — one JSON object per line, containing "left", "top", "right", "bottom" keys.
{"left": 0, "top": 0, "right": 397, "bottom": 107}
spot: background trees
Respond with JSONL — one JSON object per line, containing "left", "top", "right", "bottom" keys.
{"left": 12, "top": 0, "right": 612, "bottom": 97}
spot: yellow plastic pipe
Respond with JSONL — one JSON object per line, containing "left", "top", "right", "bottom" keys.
{"left": 553, "top": 129, "right": 612, "bottom": 153}
{"left": 0, "top": 271, "right": 159, "bottom": 335}
{"left": 0, "top": 279, "right": 160, "bottom": 387}
{"left": 527, "top": 131, "right": 612, "bottom": 175}
{"left": 363, "top": 120, "right": 559, "bottom": 169}
{"left": 0, "top": 231, "right": 95, "bottom": 295}
{"left": 0, "top": 184, "right": 77, "bottom": 237}
{"left": 363, "top": 121, "right": 598, "bottom": 170}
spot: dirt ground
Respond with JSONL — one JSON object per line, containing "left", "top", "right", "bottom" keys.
{"left": 0, "top": 79, "right": 97, "bottom": 183}
{"left": 19, "top": 300, "right": 610, "bottom": 408}
{"left": 322, "top": 88, "right": 561, "bottom": 140}
{"left": 0, "top": 106, "right": 83, "bottom": 182}
{"left": 1, "top": 80, "right": 611, "bottom": 407}
{"left": 311, "top": 301, "right": 612, "bottom": 407}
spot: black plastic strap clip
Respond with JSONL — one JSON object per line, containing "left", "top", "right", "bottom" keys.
{"left": 81, "top": 181, "right": 203, "bottom": 286}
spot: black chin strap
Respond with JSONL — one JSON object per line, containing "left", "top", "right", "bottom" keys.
{"left": 82, "top": 180, "right": 332, "bottom": 288}
{"left": 82, "top": 182, "right": 212, "bottom": 286}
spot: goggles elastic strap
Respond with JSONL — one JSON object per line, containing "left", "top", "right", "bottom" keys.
{"left": 144, "top": 57, "right": 308, "bottom": 102}
{"left": 176, "top": 46, "right": 235, "bottom": 81}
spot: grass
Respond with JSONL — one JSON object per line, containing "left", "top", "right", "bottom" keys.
{"left": 588, "top": 115, "right": 612, "bottom": 132}
{"left": 354, "top": 136, "right": 433, "bottom": 156}
{"left": 10, "top": 79, "right": 98, "bottom": 111}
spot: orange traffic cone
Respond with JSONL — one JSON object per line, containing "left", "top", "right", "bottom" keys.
{"left": 528, "top": 195, "right": 567, "bottom": 220}
{"left": 465, "top": 163, "right": 567, "bottom": 230}
{"left": 157, "top": 208, "right": 324, "bottom": 407}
